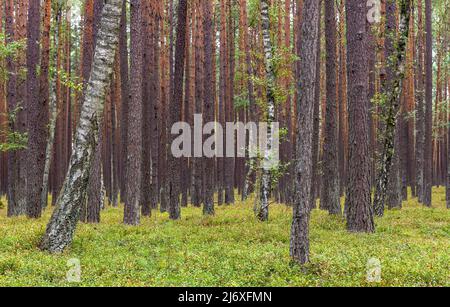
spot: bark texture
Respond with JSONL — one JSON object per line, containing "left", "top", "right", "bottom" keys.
{"left": 202, "top": 0, "right": 215, "bottom": 216}
{"left": 168, "top": 0, "right": 188, "bottom": 220}
{"left": 290, "top": 0, "right": 320, "bottom": 265}
{"left": 25, "top": 0, "right": 43, "bottom": 218}
{"left": 423, "top": 0, "right": 433, "bottom": 207}
{"left": 256, "top": 0, "right": 276, "bottom": 222}
{"left": 345, "top": 0, "right": 374, "bottom": 233}
{"left": 124, "top": 0, "right": 143, "bottom": 225}
{"left": 40, "top": 0, "right": 123, "bottom": 253}
{"left": 373, "top": 0, "right": 412, "bottom": 216}
{"left": 41, "top": 0, "right": 57, "bottom": 210}
{"left": 321, "top": 0, "right": 341, "bottom": 215}
{"left": 415, "top": 0, "right": 425, "bottom": 202}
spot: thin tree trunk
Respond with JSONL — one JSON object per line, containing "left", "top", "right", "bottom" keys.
{"left": 119, "top": 0, "right": 129, "bottom": 204}
{"left": 321, "top": 0, "right": 340, "bottom": 215}
{"left": 423, "top": 0, "right": 433, "bottom": 207}
{"left": 5, "top": 0, "right": 18, "bottom": 217}
{"left": 255, "top": 0, "right": 277, "bottom": 222}
{"left": 373, "top": 0, "right": 413, "bottom": 216}
{"left": 192, "top": 0, "right": 204, "bottom": 207}
{"left": 14, "top": 0, "right": 28, "bottom": 216}
{"left": 41, "top": 2, "right": 59, "bottom": 210}
{"left": 40, "top": 0, "right": 123, "bottom": 253}
{"left": 224, "top": 0, "right": 235, "bottom": 205}
{"left": 311, "top": 8, "right": 321, "bottom": 211}
{"left": 141, "top": 0, "right": 153, "bottom": 216}
{"left": 124, "top": 0, "right": 143, "bottom": 225}
{"left": 202, "top": 0, "right": 215, "bottom": 216}
{"left": 416, "top": 0, "right": 425, "bottom": 203}
{"left": 168, "top": 0, "right": 188, "bottom": 220}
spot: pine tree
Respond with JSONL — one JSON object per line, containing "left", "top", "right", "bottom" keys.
{"left": 345, "top": 0, "right": 374, "bottom": 232}
{"left": 124, "top": 0, "right": 143, "bottom": 225}
{"left": 321, "top": 0, "right": 341, "bottom": 215}
{"left": 290, "top": 0, "right": 320, "bottom": 265}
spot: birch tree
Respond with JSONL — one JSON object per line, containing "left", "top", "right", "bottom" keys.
{"left": 255, "top": 0, "right": 277, "bottom": 222}
{"left": 41, "top": 4, "right": 60, "bottom": 210}
{"left": 40, "top": 0, "right": 123, "bottom": 253}
{"left": 373, "top": 0, "right": 413, "bottom": 216}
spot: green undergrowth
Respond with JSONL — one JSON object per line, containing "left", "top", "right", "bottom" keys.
{"left": 0, "top": 188, "right": 448, "bottom": 287}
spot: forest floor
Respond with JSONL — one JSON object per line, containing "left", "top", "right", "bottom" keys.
{"left": 0, "top": 188, "right": 449, "bottom": 287}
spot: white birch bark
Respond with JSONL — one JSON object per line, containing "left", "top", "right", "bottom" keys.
{"left": 40, "top": 0, "right": 123, "bottom": 253}
{"left": 41, "top": 11, "right": 60, "bottom": 210}
{"left": 255, "top": 0, "right": 276, "bottom": 222}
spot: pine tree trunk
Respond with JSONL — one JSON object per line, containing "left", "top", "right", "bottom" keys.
{"left": 40, "top": 0, "right": 123, "bottom": 253}
{"left": 338, "top": 0, "right": 347, "bottom": 198}
{"left": 5, "top": 0, "right": 18, "bottom": 217}
{"left": 202, "top": 0, "right": 215, "bottom": 216}
{"left": 25, "top": 0, "right": 43, "bottom": 218}
{"left": 321, "top": 0, "right": 341, "bottom": 215}
{"left": 290, "top": 0, "right": 320, "bottom": 265}
{"left": 124, "top": 0, "right": 143, "bottom": 225}
{"left": 15, "top": 0, "right": 28, "bottom": 216}
{"left": 192, "top": 0, "right": 204, "bottom": 207}
{"left": 150, "top": 3, "right": 162, "bottom": 210}
{"left": 119, "top": 0, "right": 129, "bottom": 204}
{"left": 311, "top": 10, "right": 321, "bottom": 211}
{"left": 224, "top": 0, "right": 235, "bottom": 205}
{"left": 345, "top": 0, "right": 374, "bottom": 232}
{"left": 416, "top": 0, "right": 425, "bottom": 203}
{"left": 168, "top": 0, "right": 188, "bottom": 220}
{"left": 423, "top": 0, "right": 433, "bottom": 207}
{"left": 141, "top": 0, "right": 153, "bottom": 216}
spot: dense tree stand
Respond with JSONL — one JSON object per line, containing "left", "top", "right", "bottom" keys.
{"left": 0, "top": 0, "right": 444, "bottom": 277}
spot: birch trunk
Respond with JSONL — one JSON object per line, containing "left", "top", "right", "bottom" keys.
{"left": 373, "top": 0, "right": 412, "bottom": 216}
{"left": 40, "top": 0, "right": 123, "bottom": 253}
{"left": 41, "top": 87, "right": 57, "bottom": 209}
{"left": 255, "top": 0, "right": 276, "bottom": 222}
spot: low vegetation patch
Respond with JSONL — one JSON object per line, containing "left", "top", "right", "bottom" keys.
{"left": 0, "top": 189, "right": 448, "bottom": 287}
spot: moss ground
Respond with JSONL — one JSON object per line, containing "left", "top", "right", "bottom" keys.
{"left": 0, "top": 188, "right": 448, "bottom": 286}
